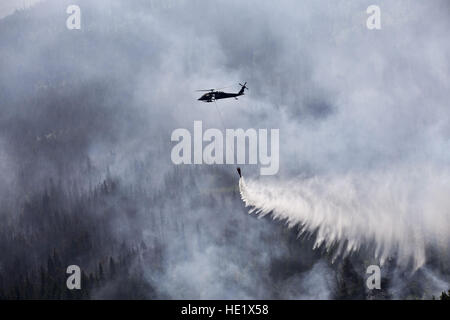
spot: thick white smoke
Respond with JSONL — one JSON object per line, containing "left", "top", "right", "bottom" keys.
{"left": 239, "top": 166, "right": 450, "bottom": 270}
{"left": 0, "top": 0, "right": 44, "bottom": 19}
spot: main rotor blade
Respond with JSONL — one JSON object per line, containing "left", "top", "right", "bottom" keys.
{"left": 196, "top": 84, "right": 234, "bottom": 92}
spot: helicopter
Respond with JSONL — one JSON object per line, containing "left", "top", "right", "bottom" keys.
{"left": 197, "top": 82, "right": 248, "bottom": 102}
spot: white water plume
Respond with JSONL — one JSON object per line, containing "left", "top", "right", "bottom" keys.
{"left": 239, "top": 166, "right": 450, "bottom": 270}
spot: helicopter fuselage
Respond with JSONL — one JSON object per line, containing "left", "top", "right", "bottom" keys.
{"left": 197, "top": 82, "right": 247, "bottom": 102}
{"left": 198, "top": 91, "right": 243, "bottom": 102}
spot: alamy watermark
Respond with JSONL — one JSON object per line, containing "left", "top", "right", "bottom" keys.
{"left": 66, "top": 265, "right": 81, "bottom": 290}
{"left": 366, "top": 5, "right": 381, "bottom": 30}
{"left": 171, "top": 121, "right": 279, "bottom": 175}
{"left": 66, "top": 5, "right": 81, "bottom": 30}
{"left": 366, "top": 265, "right": 381, "bottom": 290}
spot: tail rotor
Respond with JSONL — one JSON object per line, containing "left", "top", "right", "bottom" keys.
{"left": 239, "top": 82, "right": 248, "bottom": 91}
{"left": 238, "top": 82, "right": 248, "bottom": 95}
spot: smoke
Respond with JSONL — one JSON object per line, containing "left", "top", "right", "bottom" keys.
{"left": 239, "top": 166, "right": 450, "bottom": 270}
{"left": 277, "top": 261, "right": 335, "bottom": 299}
{"left": 1, "top": 0, "right": 450, "bottom": 299}
{"left": 0, "top": 0, "right": 44, "bottom": 19}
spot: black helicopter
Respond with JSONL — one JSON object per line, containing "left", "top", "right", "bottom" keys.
{"left": 197, "top": 82, "right": 248, "bottom": 102}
